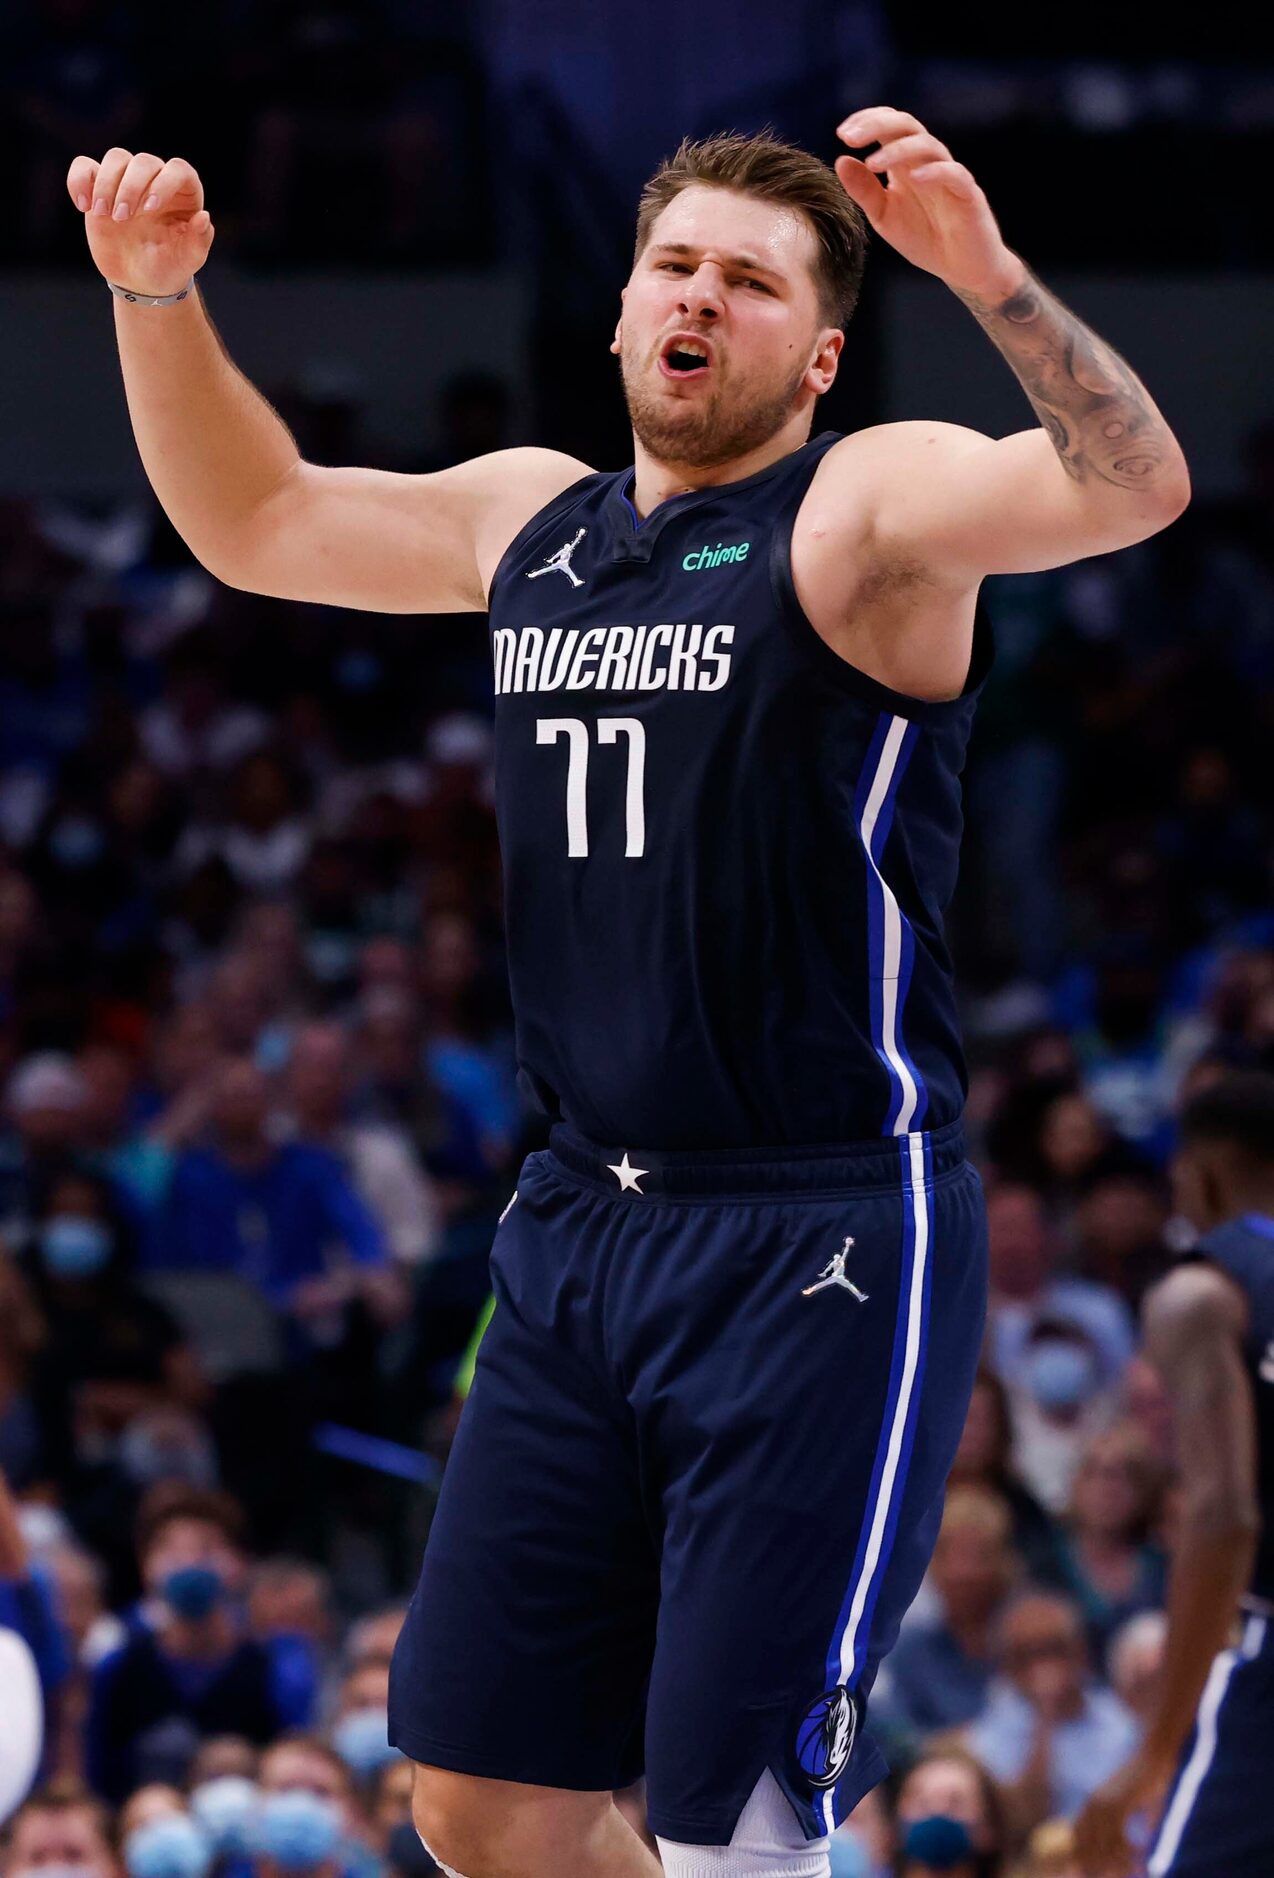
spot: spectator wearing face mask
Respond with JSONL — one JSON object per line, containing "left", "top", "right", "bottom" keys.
{"left": 328, "top": 1662, "right": 397, "bottom": 1785}
{"left": 186, "top": 1738, "right": 261, "bottom": 1872}
{"left": 118, "top": 1788, "right": 212, "bottom": 1878}
{"left": 1, "top": 1781, "right": 120, "bottom": 1878}
{"left": 963, "top": 1591, "right": 1139, "bottom": 1841}
{"left": 84, "top": 1488, "right": 313, "bottom": 1803}
{"left": 0, "top": 1056, "right": 94, "bottom": 1259}
{"left": 891, "top": 1747, "right": 1007, "bottom": 1878}
{"left": 1008, "top": 1319, "right": 1120, "bottom": 1518}
{"left": 248, "top": 1737, "right": 374, "bottom": 1878}
{"left": 984, "top": 1184, "right": 1135, "bottom": 1399}
{"left": 25, "top": 1169, "right": 197, "bottom": 1495}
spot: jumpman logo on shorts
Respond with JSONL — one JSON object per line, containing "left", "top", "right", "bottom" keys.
{"left": 802, "top": 1237, "right": 868, "bottom": 1302}
{"left": 527, "top": 527, "right": 587, "bottom": 588}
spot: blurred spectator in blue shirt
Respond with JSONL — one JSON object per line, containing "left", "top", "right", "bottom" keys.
{"left": 964, "top": 1590, "right": 1139, "bottom": 1830}
{"left": 86, "top": 1486, "right": 314, "bottom": 1804}
{"left": 0, "top": 1054, "right": 94, "bottom": 1260}
{"left": 878, "top": 1485, "right": 1019, "bottom": 1738}
{"left": 150, "top": 1059, "right": 402, "bottom": 1330}
{"left": 282, "top": 1025, "right": 440, "bottom": 1269}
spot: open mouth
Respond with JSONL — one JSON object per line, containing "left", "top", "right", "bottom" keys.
{"left": 659, "top": 335, "right": 713, "bottom": 379}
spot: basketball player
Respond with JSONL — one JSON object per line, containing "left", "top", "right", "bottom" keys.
{"left": 68, "top": 109, "right": 1189, "bottom": 1878}
{"left": 1077, "top": 1073, "right": 1274, "bottom": 1878}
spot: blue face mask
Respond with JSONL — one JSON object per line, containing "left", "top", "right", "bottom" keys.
{"left": 124, "top": 1815, "right": 213, "bottom": 1878}
{"left": 901, "top": 1815, "right": 976, "bottom": 1869}
{"left": 160, "top": 1564, "right": 224, "bottom": 1621}
{"left": 40, "top": 1215, "right": 113, "bottom": 1279}
{"left": 1023, "top": 1340, "right": 1098, "bottom": 1412}
{"left": 12, "top": 1867, "right": 104, "bottom": 1878}
{"left": 331, "top": 1706, "right": 396, "bottom": 1776}
{"left": 252, "top": 1791, "right": 345, "bottom": 1871}
{"left": 189, "top": 1776, "right": 260, "bottom": 1855}
{"left": 827, "top": 1831, "right": 875, "bottom": 1878}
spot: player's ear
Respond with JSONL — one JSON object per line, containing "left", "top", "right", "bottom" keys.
{"left": 807, "top": 326, "right": 843, "bottom": 395}
{"left": 610, "top": 288, "right": 626, "bottom": 357}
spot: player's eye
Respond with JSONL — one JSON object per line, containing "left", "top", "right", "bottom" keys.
{"left": 659, "top": 262, "right": 692, "bottom": 274}
{"left": 741, "top": 278, "right": 773, "bottom": 293}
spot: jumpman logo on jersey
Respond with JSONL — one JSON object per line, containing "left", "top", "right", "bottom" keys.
{"left": 802, "top": 1237, "right": 868, "bottom": 1302}
{"left": 527, "top": 527, "right": 587, "bottom": 588}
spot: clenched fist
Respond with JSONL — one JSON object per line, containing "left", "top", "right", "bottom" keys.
{"left": 66, "top": 148, "right": 215, "bottom": 298}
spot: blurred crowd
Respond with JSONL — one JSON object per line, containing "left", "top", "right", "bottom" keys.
{"left": 0, "top": 0, "right": 491, "bottom": 265}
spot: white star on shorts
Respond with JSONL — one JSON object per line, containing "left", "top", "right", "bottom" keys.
{"left": 607, "top": 1152, "right": 649, "bottom": 1193}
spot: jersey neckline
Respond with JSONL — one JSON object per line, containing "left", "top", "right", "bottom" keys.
{"left": 608, "top": 430, "right": 840, "bottom": 545}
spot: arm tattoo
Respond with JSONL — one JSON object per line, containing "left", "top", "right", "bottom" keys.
{"left": 954, "top": 270, "right": 1175, "bottom": 494}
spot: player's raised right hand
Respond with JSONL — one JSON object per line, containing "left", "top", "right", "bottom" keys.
{"left": 67, "top": 149, "right": 214, "bottom": 297}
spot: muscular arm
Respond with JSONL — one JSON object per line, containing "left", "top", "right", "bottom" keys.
{"left": 953, "top": 266, "right": 1186, "bottom": 499}
{"left": 113, "top": 286, "right": 587, "bottom": 612}
{"left": 1077, "top": 1261, "right": 1258, "bottom": 1876}
{"left": 866, "top": 266, "right": 1190, "bottom": 588}
{"left": 1138, "top": 1264, "right": 1259, "bottom": 1770}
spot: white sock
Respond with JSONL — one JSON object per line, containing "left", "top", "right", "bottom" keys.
{"left": 657, "top": 1769, "right": 831, "bottom": 1878}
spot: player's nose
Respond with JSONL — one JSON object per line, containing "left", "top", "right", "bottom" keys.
{"left": 678, "top": 265, "right": 724, "bottom": 320}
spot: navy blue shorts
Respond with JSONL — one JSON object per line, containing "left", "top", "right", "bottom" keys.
{"left": 388, "top": 1120, "right": 987, "bottom": 1846}
{"left": 1146, "top": 1611, "right": 1274, "bottom": 1877}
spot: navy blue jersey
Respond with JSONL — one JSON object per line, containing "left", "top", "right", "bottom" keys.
{"left": 487, "top": 431, "right": 992, "bottom": 1149}
{"left": 1194, "top": 1214, "right": 1274, "bottom": 1602}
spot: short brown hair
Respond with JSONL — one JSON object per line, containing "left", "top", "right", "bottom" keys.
{"left": 135, "top": 1483, "right": 246, "bottom": 1561}
{"left": 635, "top": 130, "right": 869, "bottom": 327}
{"left": 4, "top": 1778, "right": 116, "bottom": 1857}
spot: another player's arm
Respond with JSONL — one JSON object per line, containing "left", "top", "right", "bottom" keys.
{"left": 66, "top": 148, "right": 587, "bottom": 611}
{"left": 1075, "top": 1264, "right": 1259, "bottom": 1878}
{"left": 833, "top": 106, "right": 1190, "bottom": 584}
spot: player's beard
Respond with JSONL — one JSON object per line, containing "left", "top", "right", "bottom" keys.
{"left": 621, "top": 343, "right": 809, "bottom": 472}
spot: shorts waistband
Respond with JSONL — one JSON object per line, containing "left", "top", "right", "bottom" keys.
{"left": 546, "top": 1117, "right": 967, "bottom": 1198}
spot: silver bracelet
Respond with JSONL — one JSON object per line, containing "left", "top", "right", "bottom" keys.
{"left": 107, "top": 277, "right": 195, "bottom": 307}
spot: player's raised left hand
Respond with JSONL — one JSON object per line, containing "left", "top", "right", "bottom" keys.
{"left": 835, "top": 106, "right": 1021, "bottom": 299}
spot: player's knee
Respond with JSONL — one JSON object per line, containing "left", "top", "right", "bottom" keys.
{"left": 409, "top": 1765, "right": 486, "bottom": 1873}
{"left": 409, "top": 1763, "right": 600, "bottom": 1876}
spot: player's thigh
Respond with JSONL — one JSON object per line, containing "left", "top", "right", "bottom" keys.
{"left": 640, "top": 1160, "right": 987, "bottom": 1845}
{"left": 388, "top": 1291, "right": 658, "bottom": 1791}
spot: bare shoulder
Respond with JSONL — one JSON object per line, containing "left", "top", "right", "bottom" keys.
{"left": 1143, "top": 1261, "right": 1250, "bottom": 1356}
{"left": 792, "top": 425, "right": 992, "bottom": 701}
{"left": 815, "top": 421, "right": 995, "bottom": 481}
{"left": 448, "top": 447, "right": 593, "bottom": 593}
